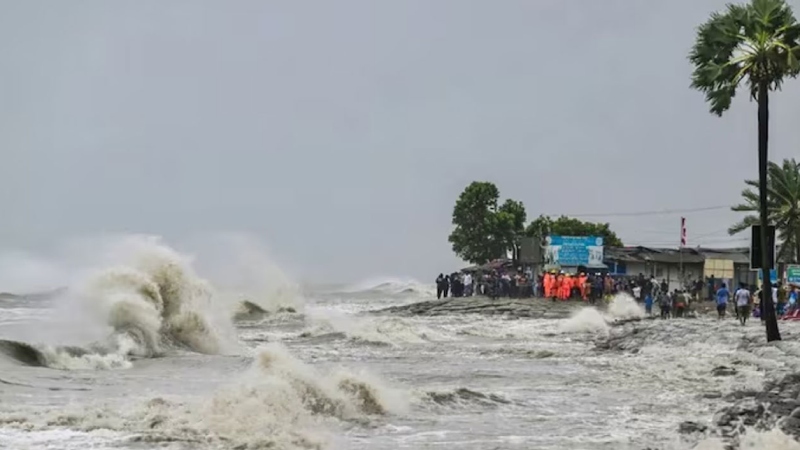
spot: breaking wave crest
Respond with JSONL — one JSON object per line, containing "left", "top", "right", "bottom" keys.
{"left": 0, "top": 236, "right": 237, "bottom": 369}
{"left": 0, "top": 338, "right": 132, "bottom": 370}
{"left": 1, "top": 343, "right": 406, "bottom": 449}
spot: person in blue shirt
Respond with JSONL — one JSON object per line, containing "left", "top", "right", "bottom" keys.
{"left": 716, "top": 283, "right": 730, "bottom": 319}
{"left": 644, "top": 293, "right": 653, "bottom": 315}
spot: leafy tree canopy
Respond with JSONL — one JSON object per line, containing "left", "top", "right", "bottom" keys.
{"left": 448, "top": 182, "right": 527, "bottom": 264}
{"left": 525, "top": 215, "right": 624, "bottom": 248}
{"left": 689, "top": 0, "right": 800, "bottom": 116}
{"left": 729, "top": 158, "right": 800, "bottom": 263}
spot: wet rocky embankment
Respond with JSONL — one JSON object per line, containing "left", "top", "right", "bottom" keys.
{"left": 374, "top": 297, "right": 588, "bottom": 319}
{"left": 677, "top": 373, "right": 800, "bottom": 448}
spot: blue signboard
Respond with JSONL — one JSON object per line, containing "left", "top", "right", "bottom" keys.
{"left": 788, "top": 266, "right": 800, "bottom": 284}
{"left": 543, "top": 235, "right": 604, "bottom": 267}
{"left": 757, "top": 269, "right": 778, "bottom": 283}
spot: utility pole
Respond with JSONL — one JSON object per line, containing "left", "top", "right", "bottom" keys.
{"left": 679, "top": 217, "right": 686, "bottom": 289}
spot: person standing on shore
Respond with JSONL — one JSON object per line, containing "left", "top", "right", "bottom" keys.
{"left": 674, "top": 290, "right": 687, "bottom": 318}
{"left": 463, "top": 272, "right": 473, "bottom": 297}
{"left": 734, "top": 284, "right": 752, "bottom": 326}
{"left": 715, "top": 283, "right": 730, "bottom": 319}
{"left": 659, "top": 291, "right": 671, "bottom": 319}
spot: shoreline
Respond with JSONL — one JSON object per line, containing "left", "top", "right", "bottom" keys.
{"left": 374, "top": 296, "right": 605, "bottom": 319}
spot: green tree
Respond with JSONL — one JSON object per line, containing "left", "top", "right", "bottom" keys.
{"left": 524, "top": 215, "right": 624, "bottom": 247}
{"left": 498, "top": 199, "right": 527, "bottom": 261}
{"left": 448, "top": 182, "right": 526, "bottom": 264}
{"left": 690, "top": 0, "right": 800, "bottom": 342}
{"left": 729, "top": 158, "right": 800, "bottom": 263}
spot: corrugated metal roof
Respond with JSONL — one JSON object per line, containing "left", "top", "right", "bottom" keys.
{"left": 604, "top": 246, "right": 753, "bottom": 265}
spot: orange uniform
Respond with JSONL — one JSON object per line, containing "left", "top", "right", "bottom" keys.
{"left": 555, "top": 275, "right": 563, "bottom": 300}
{"left": 544, "top": 273, "right": 553, "bottom": 298}
{"left": 560, "top": 275, "right": 571, "bottom": 300}
{"left": 579, "top": 274, "right": 588, "bottom": 300}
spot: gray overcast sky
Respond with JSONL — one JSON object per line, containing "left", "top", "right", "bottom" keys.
{"left": 2, "top": 0, "right": 800, "bottom": 284}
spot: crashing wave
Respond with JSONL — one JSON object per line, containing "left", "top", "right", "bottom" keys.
{"left": 0, "top": 343, "right": 406, "bottom": 449}
{"left": 0, "top": 237, "right": 237, "bottom": 370}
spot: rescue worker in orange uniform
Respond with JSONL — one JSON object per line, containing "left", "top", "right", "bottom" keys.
{"left": 544, "top": 272, "right": 553, "bottom": 298}
{"left": 578, "top": 272, "right": 588, "bottom": 301}
{"left": 554, "top": 272, "right": 563, "bottom": 302}
{"left": 560, "top": 274, "right": 572, "bottom": 300}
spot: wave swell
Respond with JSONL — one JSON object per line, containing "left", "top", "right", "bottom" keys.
{"left": 0, "top": 343, "right": 406, "bottom": 449}
{"left": 422, "top": 387, "right": 512, "bottom": 408}
{"left": 0, "top": 237, "right": 236, "bottom": 370}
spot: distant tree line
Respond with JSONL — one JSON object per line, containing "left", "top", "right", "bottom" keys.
{"left": 447, "top": 181, "right": 623, "bottom": 265}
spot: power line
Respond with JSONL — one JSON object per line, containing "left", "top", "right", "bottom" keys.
{"left": 555, "top": 205, "right": 731, "bottom": 218}
{"left": 691, "top": 227, "right": 737, "bottom": 240}
{"left": 625, "top": 237, "right": 749, "bottom": 247}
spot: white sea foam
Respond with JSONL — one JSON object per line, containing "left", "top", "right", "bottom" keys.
{"left": 559, "top": 293, "right": 644, "bottom": 335}
{"left": 693, "top": 429, "right": 800, "bottom": 449}
{"left": 301, "top": 307, "right": 455, "bottom": 346}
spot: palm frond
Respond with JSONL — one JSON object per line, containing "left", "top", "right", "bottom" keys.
{"left": 691, "top": 0, "right": 800, "bottom": 113}
{"left": 730, "top": 157, "right": 800, "bottom": 262}
{"left": 729, "top": 215, "right": 760, "bottom": 234}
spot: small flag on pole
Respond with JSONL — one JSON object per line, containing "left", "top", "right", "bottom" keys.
{"left": 680, "top": 217, "right": 687, "bottom": 247}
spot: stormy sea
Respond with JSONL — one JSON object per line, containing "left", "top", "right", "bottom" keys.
{"left": 2, "top": 235, "right": 800, "bottom": 450}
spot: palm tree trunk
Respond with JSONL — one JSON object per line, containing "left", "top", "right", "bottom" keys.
{"left": 795, "top": 231, "right": 800, "bottom": 264}
{"left": 758, "top": 83, "right": 781, "bottom": 342}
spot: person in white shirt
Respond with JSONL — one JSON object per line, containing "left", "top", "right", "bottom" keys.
{"left": 734, "top": 284, "right": 752, "bottom": 326}
{"left": 463, "top": 273, "right": 473, "bottom": 296}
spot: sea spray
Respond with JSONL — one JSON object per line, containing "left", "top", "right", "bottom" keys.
{"left": 606, "top": 292, "right": 645, "bottom": 320}
{"left": 560, "top": 307, "right": 610, "bottom": 334}
{"left": 182, "top": 233, "right": 305, "bottom": 315}
{"left": 560, "top": 293, "right": 644, "bottom": 335}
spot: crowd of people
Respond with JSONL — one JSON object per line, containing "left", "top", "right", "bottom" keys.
{"left": 712, "top": 281, "right": 800, "bottom": 325}
{"left": 434, "top": 269, "right": 800, "bottom": 324}
{"left": 435, "top": 270, "right": 534, "bottom": 299}
{"left": 436, "top": 269, "right": 684, "bottom": 304}
{"left": 436, "top": 269, "right": 655, "bottom": 302}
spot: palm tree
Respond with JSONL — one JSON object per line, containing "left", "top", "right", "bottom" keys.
{"left": 690, "top": 0, "right": 800, "bottom": 342}
{"left": 729, "top": 159, "right": 800, "bottom": 264}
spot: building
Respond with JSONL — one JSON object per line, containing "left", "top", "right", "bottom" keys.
{"left": 603, "top": 246, "right": 781, "bottom": 292}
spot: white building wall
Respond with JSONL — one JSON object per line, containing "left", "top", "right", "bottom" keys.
{"left": 614, "top": 261, "right": 705, "bottom": 292}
